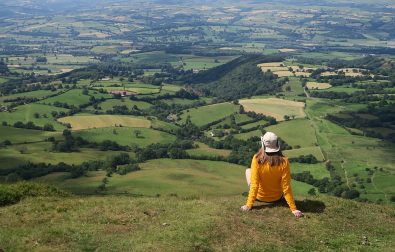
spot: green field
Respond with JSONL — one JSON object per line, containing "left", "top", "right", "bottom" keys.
{"left": 305, "top": 99, "right": 395, "bottom": 202}
{"left": 266, "top": 119, "right": 317, "bottom": 148}
{"left": 234, "top": 113, "right": 253, "bottom": 124}
{"left": 37, "top": 158, "right": 314, "bottom": 198}
{"left": 150, "top": 118, "right": 180, "bottom": 132}
{"left": 73, "top": 127, "right": 176, "bottom": 147}
{"left": 240, "top": 119, "right": 268, "bottom": 129}
{"left": 58, "top": 115, "right": 151, "bottom": 130}
{"left": 186, "top": 142, "right": 232, "bottom": 157}
{"left": 0, "top": 126, "right": 60, "bottom": 144}
{"left": 282, "top": 77, "right": 304, "bottom": 97}
{"left": 98, "top": 86, "right": 160, "bottom": 95}
{"left": 162, "top": 98, "right": 200, "bottom": 106}
{"left": 316, "top": 85, "right": 364, "bottom": 94}
{"left": 234, "top": 129, "right": 262, "bottom": 140}
{"left": 161, "top": 84, "right": 182, "bottom": 92}
{"left": 0, "top": 89, "right": 63, "bottom": 104}
{"left": 1, "top": 103, "right": 68, "bottom": 130}
{"left": 180, "top": 103, "right": 239, "bottom": 126}
{"left": 290, "top": 163, "right": 330, "bottom": 179}
{"left": 0, "top": 77, "right": 8, "bottom": 84}
{"left": 88, "top": 98, "right": 152, "bottom": 111}
{"left": 284, "top": 146, "right": 325, "bottom": 161}
{"left": 0, "top": 142, "right": 126, "bottom": 169}
{"left": 40, "top": 89, "right": 91, "bottom": 106}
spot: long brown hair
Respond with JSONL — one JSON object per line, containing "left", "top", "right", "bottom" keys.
{"left": 256, "top": 148, "right": 285, "bottom": 166}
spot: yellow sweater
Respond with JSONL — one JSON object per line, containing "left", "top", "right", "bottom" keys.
{"left": 246, "top": 155, "right": 297, "bottom": 211}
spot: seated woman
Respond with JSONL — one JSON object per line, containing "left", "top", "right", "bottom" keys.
{"left": 240, "top": 132, "right": 303, "bottom": 218}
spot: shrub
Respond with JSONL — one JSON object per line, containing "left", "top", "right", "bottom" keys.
{"left": 117, "top": 164, "right": 140, "bottom": 175}
{"left": 0, "top": 182, "right": 69, "bottom": 206}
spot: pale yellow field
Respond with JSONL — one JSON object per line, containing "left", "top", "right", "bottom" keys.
{"left": 260, "top": 66, "right": 289, "bottom": 72}
{"left": 273, "top": 71, "right": 294, "bottom": 77}
{"left": 58, "top": 115, "right": 151, "bottom": 130}
{"left": 321, "top": 68, "right": 366, "bottom": 77}
{"left": 320, "top": 71, "right": 337, "bottom": 76}
{"left": 306, "top": 81, "right": 332, "bottom": 90}
{"left": 257, "top": 62, "right": 283, "bottom": 67}
{"left": 293, "top": 72, "right": 311, "bottom": 77}
{"left": 338, "top": 68, "right": 365, "bottom": 77}
{"left": 258, "top": 62, "right": 312, "bottom": 77}
{"left": 288, "top": 66, "right": 317, "bottom": 71}
{"left": 279, "top": 48, "right": 297, "bottom": 52}
{"left": 239, "top": 98, "right": 305, "bottom": 121}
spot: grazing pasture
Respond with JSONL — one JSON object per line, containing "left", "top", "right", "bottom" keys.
{"left": 73, "top": 127, "right": 176, "bottom": 147}
{"left": 58, "top": 115, "right": 151, "bottom": 130}
{"left": 88, "top": 98, "right": 152, "bottom": 111}
{"left": 239, "top": 98, "right": 305, "bottom": 121}
{"left": 265, "top": 119, "right": 317, "bottom": 148}
{"left": 0, "top": 126, "right": 60, "bottom": 144}
{"left": 40, "top": 89, "right": 91, "bottom": 106}
{"left": 180, "top": 102, "right": 239, "bottom": 126}
{"left": 1, "top": 103, "right": 68, "bottom": 130}
{"left": 0, "top": 142, "right": 125, "bottom": 169}
{"left": 234, "top": 129, "right": 262, "bottom": 140}
{"left": 0, "top": 89, "right": 63, "bottom": 104}
{"left": 284, "top": 146, "right": 325, "bottom": 161}
{"left": 186, "top": 142, "right": 232, "bottom": 157}
{"left": 240, "top": 120, "right": 268, "bottom": 129}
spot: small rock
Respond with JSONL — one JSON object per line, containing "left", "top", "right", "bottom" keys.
{"left": 143, "top": 209, "right": 158, "bottom": 217}
{"left": 162, "top": 222, "right": 169, "bottom": 226}
{"left": 361, "top": 235, "right": 371, "bottom": 246}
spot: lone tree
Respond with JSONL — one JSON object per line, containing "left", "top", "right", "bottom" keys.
{"left": 308, "top": 188, "right": 317, "bottom": 196}
{"left": 134, "top": 129, "right": 142, "bottom": 138}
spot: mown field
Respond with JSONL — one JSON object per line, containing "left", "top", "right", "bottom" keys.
{"left": 57, "top": 115, "right": 151, "bottom": 130}
{"left": 239, "top": 98, "right": 305, "bottom": 121}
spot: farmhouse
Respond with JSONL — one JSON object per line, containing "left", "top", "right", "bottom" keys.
{"left": 108, "top": 90, "right": 137, "bottom": 97}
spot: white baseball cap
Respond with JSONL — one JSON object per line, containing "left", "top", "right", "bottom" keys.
{"left": 261, "top": 132, "right": 280, "bottom": 153}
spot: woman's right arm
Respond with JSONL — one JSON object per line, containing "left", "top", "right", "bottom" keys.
{"left": 281, "top": 159, "right": 298, "bottom": 212}
{"left": 246, "top": 155, "right": 260, "bottom": 209}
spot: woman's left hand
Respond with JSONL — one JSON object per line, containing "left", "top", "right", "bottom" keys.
{"left": 240, "top": 205, "right": 250, "bottom": 211}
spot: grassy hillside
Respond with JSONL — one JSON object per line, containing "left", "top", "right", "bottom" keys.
{"left": 0, "top": 193, "right": 393, "bottom": 251}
